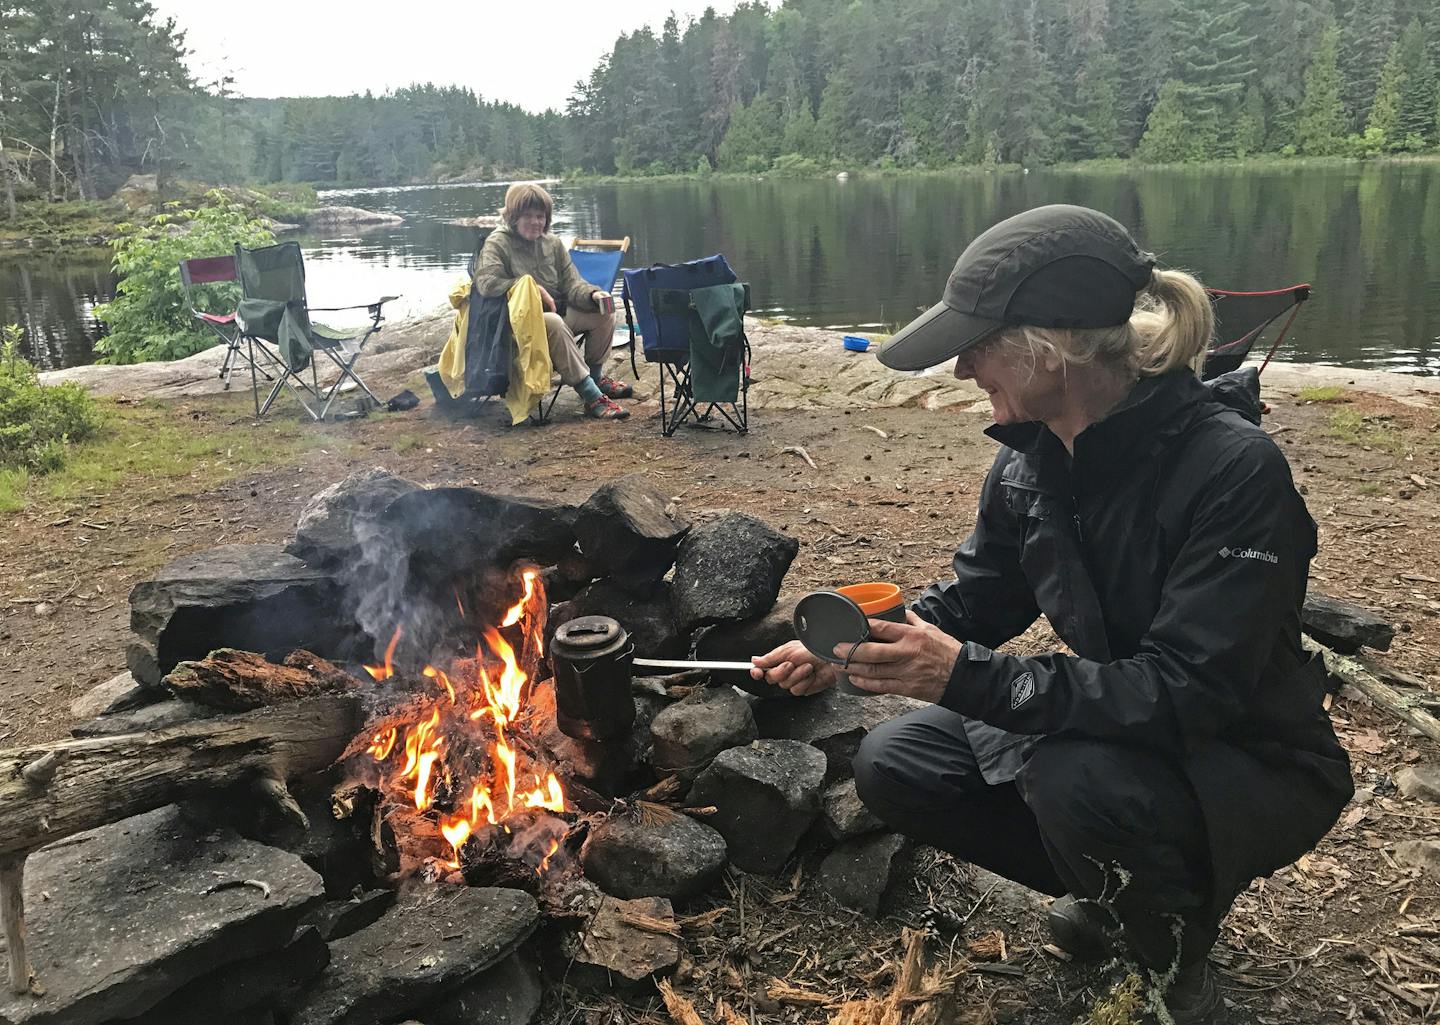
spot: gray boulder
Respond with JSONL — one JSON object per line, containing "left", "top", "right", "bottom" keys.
{"left": 818, "top": 833, "right": 910, "bottom": 916}
{"left": 687, "top": 740, "right": 827, "bottom": 874}
{"left": 69, "top": 671, "right": 149, "bottom": 719}
{"left": 0, "top": 806, "right": 324, "bottom": 1025}
{"left": 70, "top": 699, "right": 213, "bottom": 738}
{"left": 550, "top": 578, "right": 685, "bottom": 660}
{"left": 820, "top": 778, "right": 884, "bottom": 841}
{"left": 580, "top": 810, "right": 728, "bottom": 900}
{"left": 567, "top": 895, "right": 681, "bottom": 987}
{"left": 694, "top": 595, "right": 800, "bottom": 695}
{"left": 127, "top": 544, "right": 349, "bottom": 687}
{"left": 649, "top": 685, "right": 757, "bottom": 776}
{"left": 285, "top": 468, "right": 422, "bottom": 569}
{"left": 574, "top": 477, "right": 690, "bottom": 594}
{"left": 671, "top": 513, "right": 799, "bottom": 631}
{"left": 1397, "top": 765, "right": 1440, "bottom": 804}
{"left": 1303, "top": 593, "right": 1395, "bottom": 653}
{"left": 378, "top": 487, "right": 579, "bottom": 574}
{"left": 754, "top": 689, "right": 927, "bottom": 780}
{"left": 421, "top": 954, "right": 543, "bottom": 1025}
{"left": 1395, "top": 840, "right": 1440, "bottom": 874}
{"left": 284, "top": 886, "right": 538, "bottom": 1025}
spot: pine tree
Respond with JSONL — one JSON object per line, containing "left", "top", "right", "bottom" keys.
{"left": 1341, "top": 0, "right": 1399, "bottom": 127}
{"left": 1296, "top": 24, "right": 1347, "bottom": 155}
{"left": 1395, "top": 19, "right": 1437, "bottom": 146}
{"left": 1167, "top": 0, "right": 1259, "bottom": 146}
{"left": 1073, "top": 53, "right": 1124, "bottom": 159}
{"left": 1367, "top": 37, "right": 1406, "bottom": 148}
{"left": 715, "top": 94, "right": 782, "bottom": 171}
{"left": 1233, "top": 83, "right": 1267, "bottom": 157}
{"left": 1137, "top": 81, "right": 1200, "bottom": 161}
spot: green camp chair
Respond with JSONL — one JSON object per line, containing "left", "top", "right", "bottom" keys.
{"left": 234, "top": 241, "right": 399, "bottom": 419}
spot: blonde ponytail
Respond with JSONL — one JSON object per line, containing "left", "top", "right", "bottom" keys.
{"left": 996, "top": 267, "right": 1215, "bottom": 381}
{"left": 1132, "top": 268, "right": 1213, "bottom": 377}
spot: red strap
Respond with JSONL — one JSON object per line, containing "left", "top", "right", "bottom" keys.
{"left": 1257, "top": 303, "right": 1304, "bottom": 375}
{"left": 198, "top": 312, "right": 236, "bottom": 324}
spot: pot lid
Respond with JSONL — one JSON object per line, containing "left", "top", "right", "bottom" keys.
{"left": 553, "top": 615, "right": 627, "bottom": 653}
{"left": 793, "top": 590, "right": 870, "bottom": 665}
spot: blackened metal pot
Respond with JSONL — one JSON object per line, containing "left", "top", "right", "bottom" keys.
{"left": 550, "top": 615, "right": 635, "bottom": 740}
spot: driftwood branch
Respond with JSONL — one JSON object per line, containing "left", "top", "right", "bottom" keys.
{"left": 0, "top": 694, "right": 360, "bottom": 859}
{"left": 1308, "top": 638, "right": 1440, "bottom": 744}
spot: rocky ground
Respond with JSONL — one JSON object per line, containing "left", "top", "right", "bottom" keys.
{"left": 11, "top": 318, "right": 1440, "bottom": 1023}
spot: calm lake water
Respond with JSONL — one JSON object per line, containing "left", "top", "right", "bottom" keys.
{"left": 6, "top": 163, "right": 1440, "bottom": 373}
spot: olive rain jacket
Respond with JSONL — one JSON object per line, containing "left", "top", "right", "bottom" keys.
{"left": 473, "top": 223, "right": 602, "bottom": 314}
{"left": 914, "top": 367, "right": 1353, "bottom": 918}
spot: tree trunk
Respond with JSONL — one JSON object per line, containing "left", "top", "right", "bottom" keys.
{"left": 0, "top": 694, "right": 361, "bottom": 859}
{"left": 47, "top": 77, "right": 60, "bottom": 201}
{"left": 0, "top": 137, "right": 15, "bottom": 222}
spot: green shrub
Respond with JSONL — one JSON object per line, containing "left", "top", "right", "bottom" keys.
{"left": 769, "top": 153, "right": 823, "bottom": 177}
{"left": 94, "top": 193, "right": 275, "bottom": 365}
{"left": 0, "top": 325, "right": 101, "bottom": 473}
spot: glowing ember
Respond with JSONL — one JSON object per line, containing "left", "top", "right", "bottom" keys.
{"left": 355, "top": 567, "right": 566, "bottom": 870}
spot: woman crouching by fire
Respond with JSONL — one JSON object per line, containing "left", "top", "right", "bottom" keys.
{"left": 750, "top": 205, "right": 1352, "bottom": 1023}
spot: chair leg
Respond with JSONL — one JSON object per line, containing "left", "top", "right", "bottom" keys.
{"left": 317, "top": 350, "right": 382, "bottom": 420}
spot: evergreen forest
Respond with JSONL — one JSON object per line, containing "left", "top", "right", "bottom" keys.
{"left": 4, "top": 0, "right": 1440, "bottom": 202}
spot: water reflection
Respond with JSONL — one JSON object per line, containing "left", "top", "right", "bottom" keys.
{"left": 3, "top": 163, "right": 1439, "bottom": 372}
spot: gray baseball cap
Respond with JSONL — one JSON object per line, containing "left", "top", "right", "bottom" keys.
{"left": 878, "top": 205, "right": 1156, "bottom": 371}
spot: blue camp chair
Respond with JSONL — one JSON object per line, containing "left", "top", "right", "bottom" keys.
{"left": 535, "top": 236, "right": 631, "bottom": 422}
{"left": 622, "top": 254, "right": 751, "bottom": 436}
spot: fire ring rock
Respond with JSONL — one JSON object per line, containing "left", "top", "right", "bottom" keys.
{"left": 283, "top": 885, "right": 539, "bottom": 1025}
{"left": 574, "top": 477, "right": 691, "bottom": 594}
{"left": 126, "top": 544, "right": 350, "bottom": 688}
{"left": 285, "top": 467, "right": 423, "bottom": 569}
{"left": 580, "top": 810, "right": 728, "bottom": 899}
{"left": 649, "top": 686, "right": 758, "bottom": 777}
{"left": 549, "top": 579, "right": 685, "bottom": 660}
{"left": 671, "top": 512, "right": 799, "bottom": 632}
{"left": 817, "top": 833, "right": 910, "bottom": 916}
{"left": 686, "top": 739, "right": 826, "bottom": 874}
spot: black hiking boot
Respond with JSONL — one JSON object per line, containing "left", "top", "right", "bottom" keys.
{"left": 1159, "top": 960, "right": 1223, "bottom": 1024}
{"left": 1047, "top": 895, "right": 1117, "bottom": 963}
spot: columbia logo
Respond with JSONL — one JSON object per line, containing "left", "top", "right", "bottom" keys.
{"left": 1219, "top": 546, "right": 1278, "bottom": 564}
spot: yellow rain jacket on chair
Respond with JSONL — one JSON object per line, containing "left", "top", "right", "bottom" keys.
{"left": 438, "top": 274, "right": 552, "bottom": 426}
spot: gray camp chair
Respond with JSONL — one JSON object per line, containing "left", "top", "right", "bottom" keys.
{"left": 234, "top": 241, "right": 398, "bottom": 419}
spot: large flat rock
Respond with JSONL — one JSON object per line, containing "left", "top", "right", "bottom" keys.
{"left": 285, "top": 885, "right": 539, "bottom": 1025}
{"left": 127, "top": 544, "right": 350, "bottom": 686}
{"left": 0, "top": 806, "right": 325, "bottom": 1025}
{"left": 286, "top": 467, "right": 423, "bottom": 569}
{"left": 753, "top": 689, "right": 926, "bottom": 780}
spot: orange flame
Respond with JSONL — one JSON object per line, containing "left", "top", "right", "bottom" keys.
{"left": 501, "top": 569, "right": 538, "bottom": 627}
{"left": 537, "top": 838, "right": 560, "bottom": 875}
{"left": 364, "top": 626, "right": 403, "bottom": 681}
{"left": 359, "top": 566, "right": 564, "bottom": 873}
{"left": 422, "top": 665, "right": 456, "bottom": 705}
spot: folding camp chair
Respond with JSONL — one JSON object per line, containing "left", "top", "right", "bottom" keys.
{"left": 1203, "top": 284, "right": 1311, "bottom": 379}
{"left": 178, "top": 254, "right": 282, "bottom": 401}
{"left": 535, "top": 236, "right": 632, "bottom": 423}
{"left": 234, "top": 241, "right": 398, "bottom": 420}
{"left": 622, "top": 254, "right": 752, "bottom": 437}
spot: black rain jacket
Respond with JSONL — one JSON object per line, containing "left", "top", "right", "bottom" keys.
{"left": 914, "top": 367, "right": 1353, "bottom": 916}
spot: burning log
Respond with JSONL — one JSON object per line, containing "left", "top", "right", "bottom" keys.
{"left": 163, "top": 647, "right": 358, "bottom": 710}
{"left": 0, "top": 694, "right": 360, "bottom": 994}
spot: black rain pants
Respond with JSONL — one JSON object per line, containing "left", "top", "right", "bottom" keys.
{"left": 853, "top": 705, "right": 1218, "bottom": 968}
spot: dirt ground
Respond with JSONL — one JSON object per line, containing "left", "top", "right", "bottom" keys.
{"left": 2, "top": 370, "right": 1438, "bottom": 1024}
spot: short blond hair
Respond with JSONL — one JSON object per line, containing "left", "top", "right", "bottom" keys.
{"left": 502, "top": 183, "right": 553, "bottom": 231}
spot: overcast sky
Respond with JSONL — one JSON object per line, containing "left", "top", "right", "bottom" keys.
{"left": 150, "top": 0, "right": 757, "bottom": 112}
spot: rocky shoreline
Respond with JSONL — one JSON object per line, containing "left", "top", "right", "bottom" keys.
{"left": 40, "top": 314, "right": 1440, "bottom": 412}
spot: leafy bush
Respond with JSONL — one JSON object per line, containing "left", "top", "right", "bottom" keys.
{"left": 0, "top": 325, "right": 101, "bottom": 473}
{"left": 769, "top": 153, "right": 823, "bottom": 177}
{"left": 94, "top": 193, "right": 275, "bottom": 364}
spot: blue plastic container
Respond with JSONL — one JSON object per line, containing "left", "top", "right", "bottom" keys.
{"left": 842, "top": 335, "right": 870, "bottom": 352}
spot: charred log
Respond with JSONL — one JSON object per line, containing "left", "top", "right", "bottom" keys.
{"left": 163, "top": 648, "right": 358, "bottom": 710}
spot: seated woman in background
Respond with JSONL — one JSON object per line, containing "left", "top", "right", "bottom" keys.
{"left": 473, "top": 182, "right": 633, "bottom": 420}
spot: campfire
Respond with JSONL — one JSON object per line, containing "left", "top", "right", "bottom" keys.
{"left": 342, "top": 567, "right": 573, "bottom": 880}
